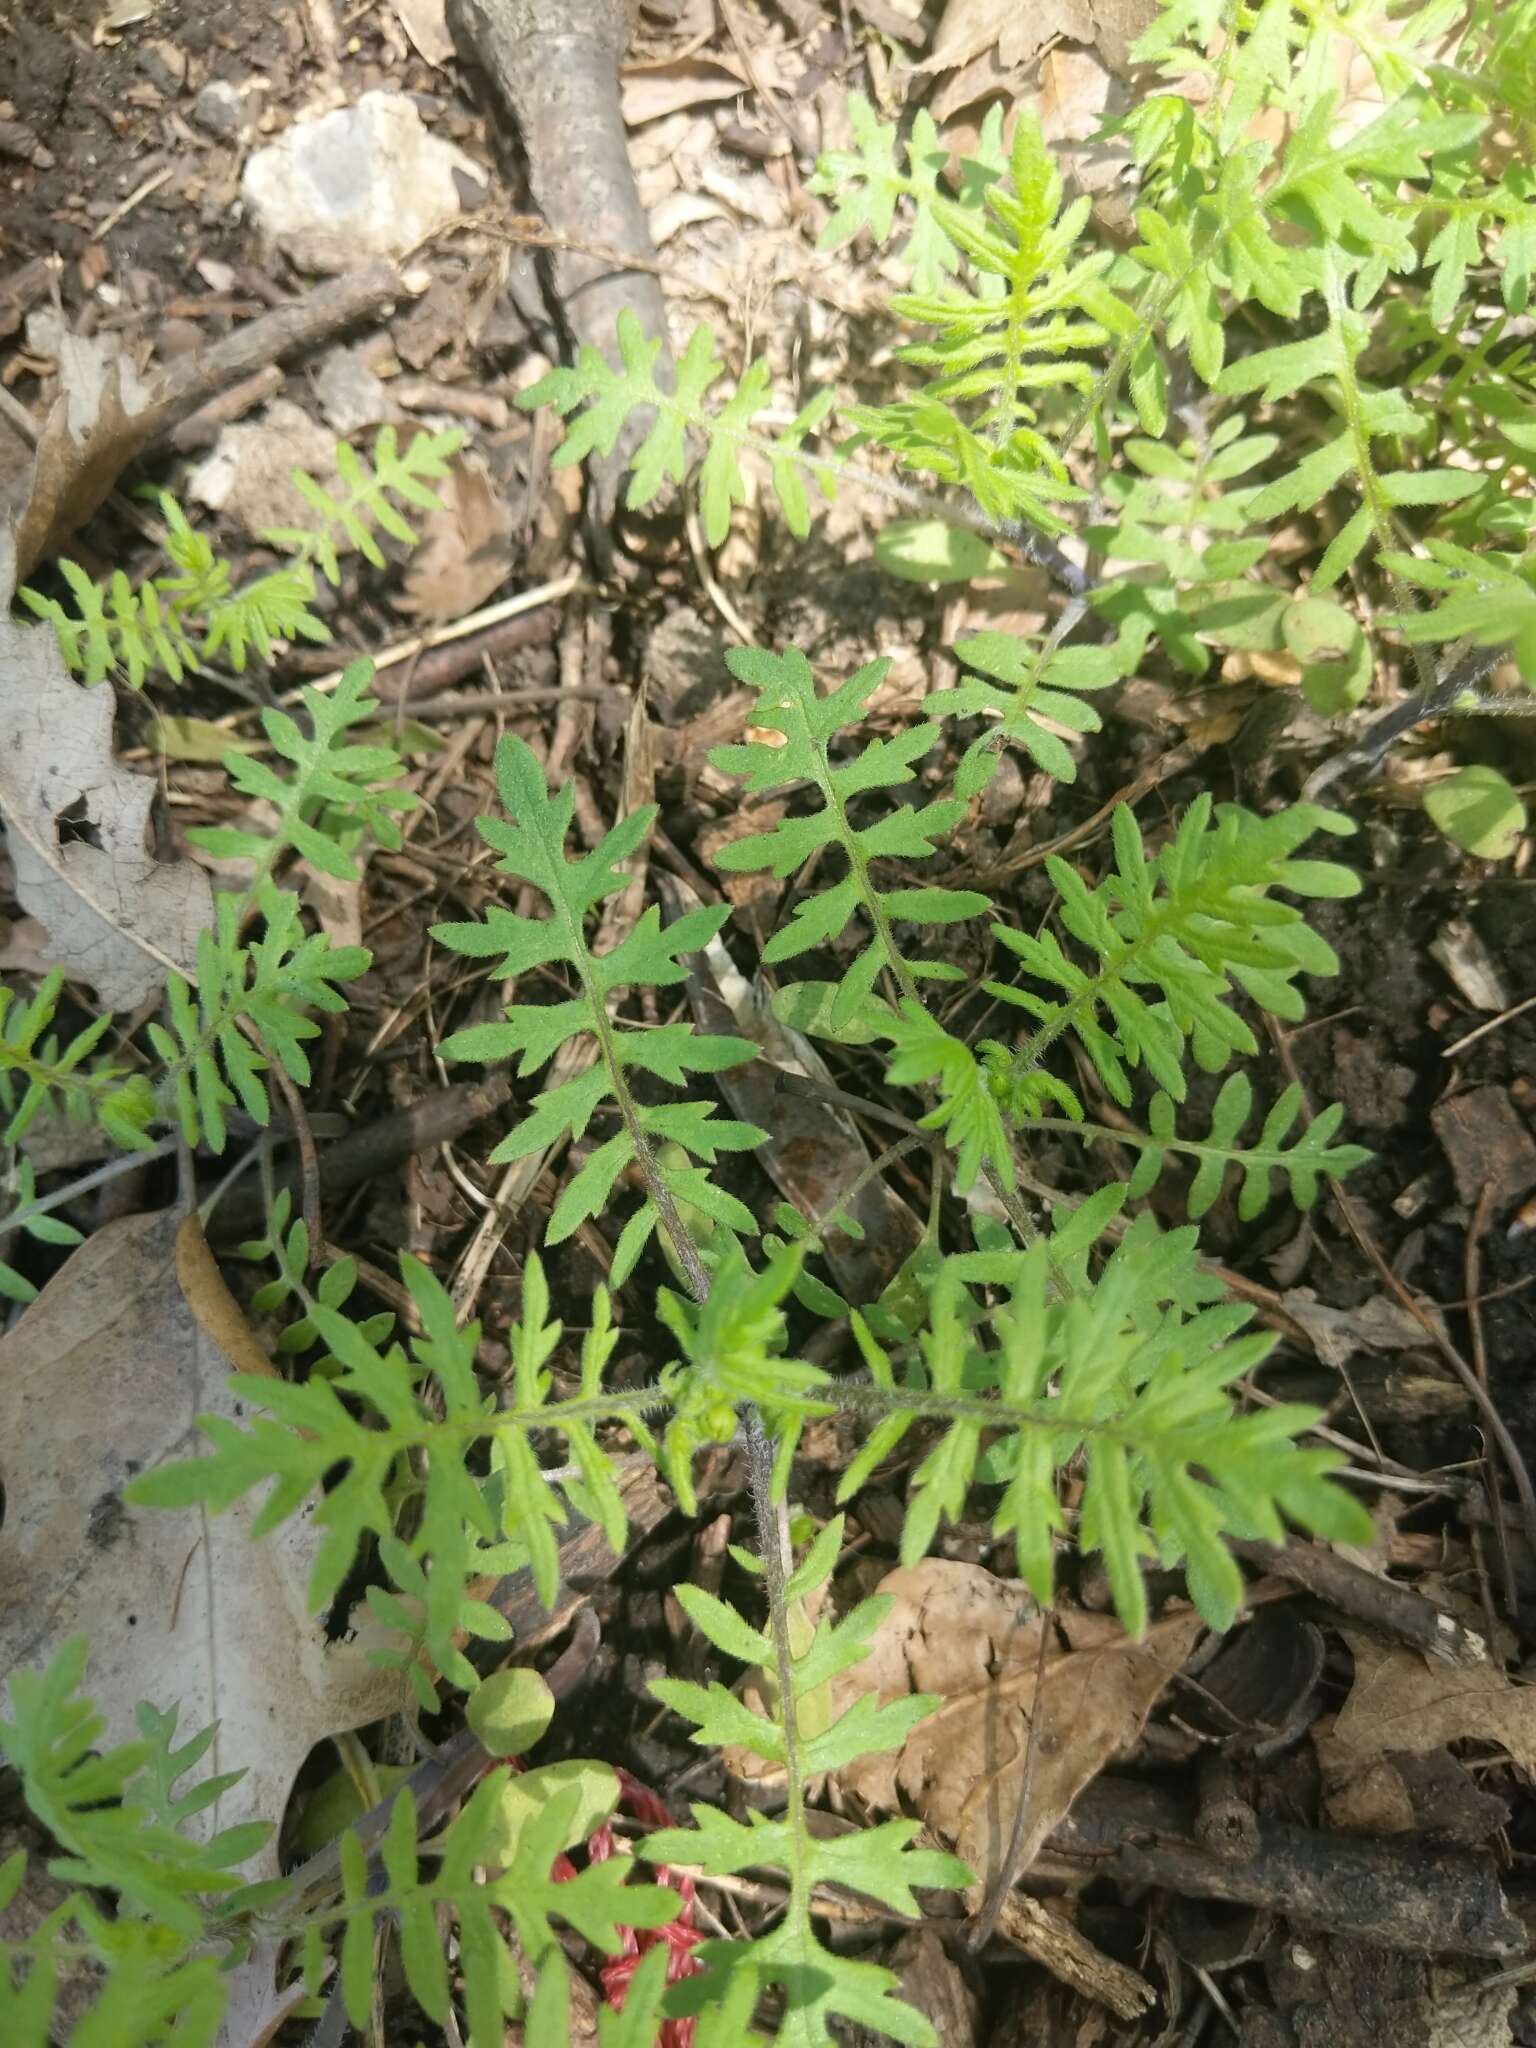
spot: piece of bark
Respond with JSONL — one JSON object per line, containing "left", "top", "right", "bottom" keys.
{"left": 839, "top": 1929, "right": 983, "bottom": 2048}
{"left": 1175, "top": 1607, "right": 1326, "bottom": 1754}
{"left": 1230, "top": 1539, "right": 1489, "bottom": 1669}
{"left": 446, "top": 0, "right": 671, "bottom": 541}
{"left": 169, "top": 364, "right": 285, "bottom": 451}
{"left": 1432, "top": 1084, "right": 1536, "bottom": 1210}
{"left": 1195, "top": 1753, "right": 1261, "bottom": 1862}
{"left": 1046, "top": 1778, "right": 1526, "bottom": 1960}
{"left": 0, "top": 257, "right": 55, "bottom": 342}
{"left": 484, "top": 1456, "right": 672, "bottom": 1643}
{"left": 990, "top": 1891, "right": 1156, "bottom": 2022}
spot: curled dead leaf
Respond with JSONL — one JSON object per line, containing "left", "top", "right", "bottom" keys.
{"left": 832, "top": 1561, "right": 1205, "bottom": 1889}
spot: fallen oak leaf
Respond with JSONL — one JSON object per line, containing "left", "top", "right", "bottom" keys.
{"left": 393, "top": 452, "right": 514, "bottom": 620}
{"left": 0, "top": 1209, "right": 411, "bottom": 1884}
{"left": 10, "top": 358, "right": 157, "bottom": 585}
{"left": 831, "top": 1559, "right": 1205, "bottom": 1889}
{"left": 0, "top": 594, "right": 212, "bottom": 1009}
{"left": 916, "top": 0, "right": 1096, "bottom": 72}
{"left": 1323, "top": 1626, "right": 1536, "bottom": 1777}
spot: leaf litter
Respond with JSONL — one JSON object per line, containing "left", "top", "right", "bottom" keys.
{"left": 829, "top": 1559, "right": 1205, "bottom": 1890}
{"left": 0, "top": 569, "right": 212, "bottom": 1010}
{"left": 0, "top": 1210, "right": 411, "bottom": 1876}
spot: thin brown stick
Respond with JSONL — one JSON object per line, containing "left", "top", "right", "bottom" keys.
{"left": 949, "top": 743, "right": 1197, "bottom": 888}
{"left": 242, "top": 1019, "right": 322, "bottom": 1256}
{"left": 208, "top": 1076, "right": 511, "bottom": 1242}
{"left": 1230, "top": 1536, "right": 1488, "bottom": 1666}
{"left": 1443, "top": 989, "right": 1536, "bottom": 1058}
{"left": 966, "top": 1605, "right": 1055, "bottom": 1952}
{"left": 1465, "top": 1180, "right": 1520, "bottom": 1624}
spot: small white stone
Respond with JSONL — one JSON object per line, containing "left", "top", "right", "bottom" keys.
{"left": 191, "top": 79, "right": 251, "bottom": 142}
{"left": 313, "top": 346, "right": 392, "bottom": 435}
{"left": 241, "top": 91, "right": 481, "bottom": 272}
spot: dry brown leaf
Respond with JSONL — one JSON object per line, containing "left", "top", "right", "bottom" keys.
{"left": 1274, "top": 1287, "right": 1427, "bottom": 1370}
{"left": 0, "top": 1211, "right": 411, "bottom": 1881}
{"left": 621, "top": 55, "right": 750, "bottom": 126}
{"left": 1324, "top": 1628, "right": 1536, "bottom": 1776}
{"left": 1038, "top": 47, "right": 1140, "bottom": 228}
{"left": 388, "top": 0, "right": 453, "bottom": 63}
{"left": 9, "top": 269, "right": 404, "bottom": 582}
{"left": 918, "top": 0, "right": 1095, "bottom": 72}
{"left": 395, "top": 453, "right": 514, "bottom": 620}
{"left": 920, "top": 0, "right": 1155, "bottom": 108}
{"left": 832, "top": 1560, "right": 1204, "bottom": 1887}
{"left": 11, "top": 356, "right": 162, "bottom": 583}
{"left": 0, "top": 600, "right": 213, "bottom": 1009}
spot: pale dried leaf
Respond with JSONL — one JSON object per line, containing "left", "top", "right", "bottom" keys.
{"left": 917, "top": 0, "right": 1093, "bottom": 73}
{"left": 650, "top": 190, "right": 731, "bottom": 245}
{"left": 394, "top": 453, "right": 513, "bottom": 619}
{"left": 1325, "top": 1628, "right": 1536, "bottom": 1776}
{"left": 1428, "top": 917, "right": 1508, "bottom": 1014}
{"left": 621, "top": 55, "right": 749, "bottom": 126}
{"left": 930, "top": 50, "right": 1035, "bottom": 125}
{"left": 0, "top": 610, "right": 212, "bottom": 1009}
{"left": 0, "top": 1211, "right": 411, "bottom": 1882}
{"left": 388, "top": 0, "right": 453, "bottom": 64}
{"left": 24, "top": 312, "right": 155, "bottom": 440}
{"left": 834, "top": 1561, "right": 1204, "bottom": 1886}
{"left": 1275, "top": 1288, "right": 1427, "bottom": 1370}
{"left": 11, "top": 357, "right": 162, "bottom": 583}
{"left": 213, "top": 1938, "right": 313, "bottom": 2048}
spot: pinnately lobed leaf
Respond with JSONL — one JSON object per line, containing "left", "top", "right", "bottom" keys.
{"left": 3, "top": 0, "right": 1467, "bottom": 2034}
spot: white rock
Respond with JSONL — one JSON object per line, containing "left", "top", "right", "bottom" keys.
{"left": 241, "top": 91, "right": 484, "bottom": 271}
{"left": 314, "top": 346, "right": 392, "bottom": 434}
{"left": 191, "top": 78, "right": 252, "bottom": 142}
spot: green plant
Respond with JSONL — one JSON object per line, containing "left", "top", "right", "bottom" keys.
{"left": 531, "top": 0, "right": 1536, "bottom": 844}
{"left": 15, "top": 0, "right": 1527, "bottom": 2038}
{"left": 19, "top": 425, "right": 461, "bottom": 686}
{"left": 0, "top": 659, "right": 408, "bottom": 1164}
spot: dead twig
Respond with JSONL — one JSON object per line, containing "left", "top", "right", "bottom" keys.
{"left": 1465, "top": 1180, "right": 1520, "bottom": 1626}
{"left": 1443, "top": 989, "right": 1536, "bottom": 1058}
{"left": 241, "top": 1020, "right": 322, "bottom": 1258}
{"left": 967, "top": 1606, "right": 1056, "bottom": 1953}
{"left": 257, "top": 574, "right": 580, "bottom": 717}
{"left": 208, "top": 1076, "right": 511, "bottom": 1243}
{"left": 1229, "top": 1538, "right": 1489, "bottom": 1668}
{"left": 1050, "top": 1776, "right": 1525, "bottom": 1957}
{"left": 1300, "top": 644, "right": 1509, "bottom": 802}
{"left": 949, "top": 743, "right": 1197, "bottom": 888}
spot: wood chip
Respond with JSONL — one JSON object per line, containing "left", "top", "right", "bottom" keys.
{"left": 1431, "top": 1085, "right": 1536, "bottom": 1209}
